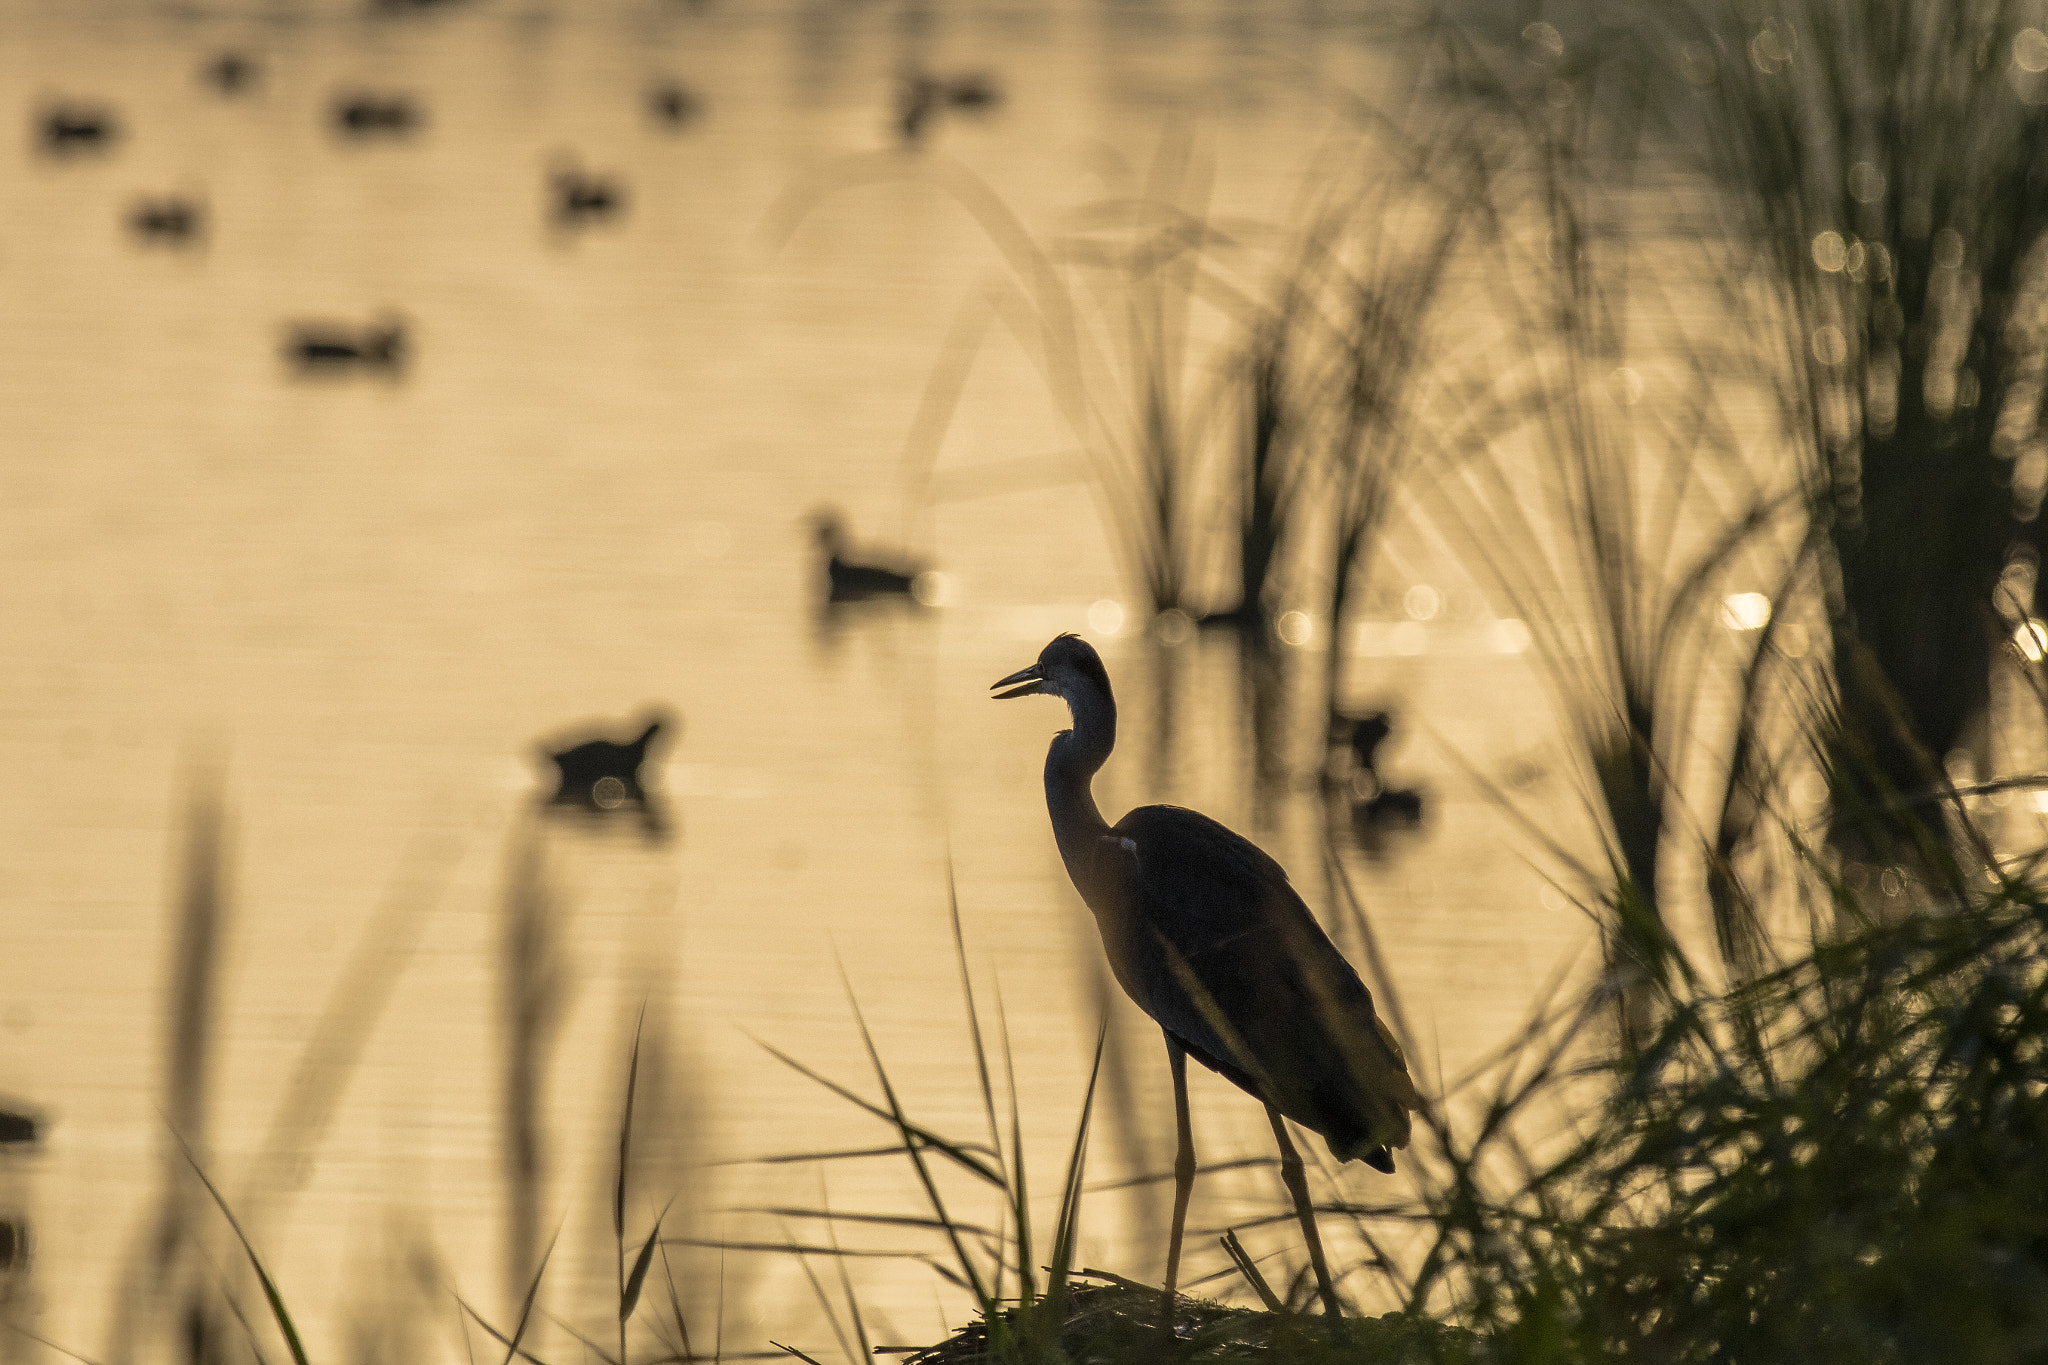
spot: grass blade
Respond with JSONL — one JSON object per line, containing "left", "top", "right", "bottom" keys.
{"left": 746, "top": 1035, "right": 1005, "bottom": 1187}
{"left": 1219, "top": 1230, "right": 1284, "bottom": 1313}
{"left": 1046, "top": 1021, "right": 1108, "bottom": 1309}
{"left": 502, "top": 1224, "right": 561, "bottom": 1365}
{"left": 455, "top": 1297, "right": 555, "bottom": 1365}
{"left": 621, "top": 1201, "right": 672, "bottom": 1323}
{"left": 838, "top": 973, "right": 993, "bottom": 1307}
{"left": 170, "top": 1128, "right": 309, "bottom": 1365}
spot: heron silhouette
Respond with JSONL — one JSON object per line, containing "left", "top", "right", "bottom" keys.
{"left": 992, "top": 634, "right": 1417, "bottom": 1315}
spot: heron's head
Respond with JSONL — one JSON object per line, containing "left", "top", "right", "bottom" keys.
{"left": 990, "top": 634, "right": 1114, "bottom": 707}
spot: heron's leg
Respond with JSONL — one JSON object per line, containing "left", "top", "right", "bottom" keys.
{"left": 1264, "top": 1105, "right": 1342, "bottom": 1319}
{"left": 1163, "top": 1034, "right": 1195, "bottom": 1307}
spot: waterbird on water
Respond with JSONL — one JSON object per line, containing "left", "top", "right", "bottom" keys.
{"left": 333, "top": 92, "right": 422, "bottom": 138}
{"left": 811, "top": 509, "right": 927, "bottom": 603}
{"left": 993, "top": 634, "right": 1418, "bottom": 1315}
{"left": 203, "top": 52, "right": 259, "bottom": 95}
{"left": 550, "top": 161, "right": 626, "bottom": 226}
{"left": 1328, "top": 711, "right": 1426, "bottom": 828}
{"left": 284, "top": 316, "right": 407, "bottom": 376}
{"left": 896, "top": 69, "right": 1003, "bottom": 146}
{"left": 538, "top": 708, "right": 675, "bottom": 839}
{"left": 646, "top": 81, "right": 703, "bottom": 129}
{"left": 37, "top": 104, "right": 118, "bottom": 156}
{"left": 129, "top": 196, "right": 204, "bottom": 245}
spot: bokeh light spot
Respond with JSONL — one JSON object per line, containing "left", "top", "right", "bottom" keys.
{"left": 1087, "top": 598, "right": 1124, "bottom": 636}
{"left": 1153, "top": 607, "right": 1193, "bottom": 645}
{"left": 1934, "top": 227, "right": 1965, "bottom": 269}
{"left": 1276, "top": 610, "right": 1313, "bottom": 647}
{"left": 2014, "top": 618, "right": 2048, "bottom": 662}
{"left": 911, "top": 571, "right": 951, "bottom": 606}
{"left": 1721, "top": 592, "right": 1772, "bottom": 630}
{"left": 1403, "top": 584, "right": 1441, "bottom": 620}
{"left": 1522, "top": 21, "right": 1564, "bottom": 58}
{"left": 2017, "top": 27, "right": 2048, "bottom": 73}
{"left": 1811, "top": 230, "right": 1846, "bottom": 272}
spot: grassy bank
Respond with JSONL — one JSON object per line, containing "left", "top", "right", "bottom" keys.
{"left": 809, "top": 857, "right": 2048, "bottom": 1363}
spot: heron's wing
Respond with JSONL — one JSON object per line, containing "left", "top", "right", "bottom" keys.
{"left": 1107, "top": 805, "right": 1419, "bottom": 1154}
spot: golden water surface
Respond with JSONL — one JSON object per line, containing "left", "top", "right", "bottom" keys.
{"left": 0, "top": 3, "right": 1587, "bottom": 1360}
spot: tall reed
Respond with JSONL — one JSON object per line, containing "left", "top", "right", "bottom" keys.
{"left": 499, "top": 824, "right": 568, "bottom": 1319}
{"left": 1615, "top": 0, "right": 2048, "bottom": 881}
{"left": 1381, "top": 23, "right": 1816, "bottom": 1040}
{"left": 768, "top": 135, "right": 1284, "bottom": 621}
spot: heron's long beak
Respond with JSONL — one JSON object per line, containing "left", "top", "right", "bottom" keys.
{"left": 991, "top": 663, "right": 1045, "bottom": 700}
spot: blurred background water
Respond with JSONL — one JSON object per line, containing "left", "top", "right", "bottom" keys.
{"left": 0, "top": 2, "right": 1590, "bottom": 1360}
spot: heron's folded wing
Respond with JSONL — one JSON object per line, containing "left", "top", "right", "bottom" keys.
{"left": 1110, "top": 805, "right": 1418, "bottom": 1120}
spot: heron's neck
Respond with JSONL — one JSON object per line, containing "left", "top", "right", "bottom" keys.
{"left": 1044, "top": 683, "right": 1116, "bottom": 859}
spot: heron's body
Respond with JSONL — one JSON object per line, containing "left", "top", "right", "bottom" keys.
{"left": 995, "top": 633, "right": 1417, "bottom": 1309}
{"left": 1063, "top": 803, "right": 1416, "bottom": 1167}
{"left": 1031, "top": 644, "right": 1417, "bottom": 1169}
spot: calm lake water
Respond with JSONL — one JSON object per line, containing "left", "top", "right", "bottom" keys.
{"left": 0, "top": 2, "right": 1590, "bottom": 1359}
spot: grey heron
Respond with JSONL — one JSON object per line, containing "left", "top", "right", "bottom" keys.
{"left": 992, "top": 634, "right": 1418, "bottom": 1315}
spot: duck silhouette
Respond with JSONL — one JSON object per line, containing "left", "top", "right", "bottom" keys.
{"left": 0, "top": 1105, "right": 38, "bottom": 1146}
{"left": 370, "top": 0, "right": 470, "bottom": 15}
{"left": 333, "top": 93, "right": 422, "bottom": 138}
{"left": 646, "top": 82, "right": 703, "bottom": 129}
{"left": 1329, "top": 710, "right": 1426, "bottom": 826}
{"left": 550, "top": 161, "right": 626, "bottom": 226}
{"left": 204, "top": 52, "right": 259, "bottom": 95}
{"left": 896, "top": 69, "right": 1003, "bottom": 146}
{"left": 130, "top": 196, "right": 204, "bottom": 245}
{"left": 38, "top": 104, "right": 118, "bottom": 156}
{"left": 811, "top": 509, "right": 927, "bottom": 603}
{"left": 284, "top": 316, "right": 407, "bottom": 376}
{"left": 538, "top": 708, "right": 675, "bottom": 839}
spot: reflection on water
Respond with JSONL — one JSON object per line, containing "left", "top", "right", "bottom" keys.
{"left": 0, "top": 2, "right": 1581, "bottom": 1362}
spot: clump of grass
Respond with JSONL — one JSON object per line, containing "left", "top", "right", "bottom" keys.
{"left": 1394, "top": 859, "right": 2048, "bottom": 1361}
{"left": 899, "top": 1275, "right": 1471, "bottom": 1365}
{"left": 1589, "top": 0, "right": 2048, "bottom": 879}
{"left": 759, "top": 821, "right": 2048, "bottom": 1363}
{"left": 729, "top": 879, "right": 1108, "bottom": 1354}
